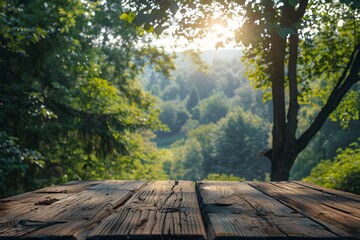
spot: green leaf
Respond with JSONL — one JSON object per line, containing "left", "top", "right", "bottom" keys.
{"left": 120, "top": 12, "right": 136, "bottom": 23}
{"left": 127, "top": 12, "right": 136, "bottom": 23}
{"left": 119, "top": 12, "right": 128, "bottom": 20}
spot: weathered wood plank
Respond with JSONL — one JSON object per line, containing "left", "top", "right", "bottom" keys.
{"left": 279, "top": 181, "right": 360, "bottom": 215}
{"left": 1, "top": 180, "right": 359, "bottom": 240}
{"left": 0, "top": 180, "right": 145, "bottom": 239}
{"left": 198, "top": 181, "right": 285, "bottom": 240}
{"left": 0, "top": 181, "right": 101, "bottom": 238}
{"left": 34, "top": 180, "right": 102, "bottom": 194}
{"left": 88, "top": 180, "right": 206, "bottom": 240}
{"left": 0, "top": 181, "right": 101, "bottom": 222}
{"left": 294, "top": 181, "right": 360, "bottom": 203}
{"left": 249, "top": 181, "right": 360, "bottom": 239}
{"left": 238, "top": 182, "right": 340, "bottom": 238}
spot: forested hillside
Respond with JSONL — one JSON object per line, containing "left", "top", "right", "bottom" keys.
{"left": 142, "top": 51, "right": 360, "bottom": 184}
{"left": 1, "top": 0, "right": 359, "bottom": 198}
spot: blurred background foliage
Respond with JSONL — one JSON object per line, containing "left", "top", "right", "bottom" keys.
{"left": 144, "top": 51, "right": 359, "bottom": 188}
{"left": 1, "top": 0, "right": 359, "bottom": 197}
{"left": 0, "top": 0, "right": 172, "bottom": 197}
{"left": 304, "top": 139, "right": 360, "bottom": 194}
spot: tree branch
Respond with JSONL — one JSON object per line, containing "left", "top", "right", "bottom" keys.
{"left": 293, "top": 0, "right": 309, "bottom": 23}
{"left": 334, "top": 43, "right": 359, "bottom": 92}
{"left": 297, "top": 44, "right": 360, "bottom": 153}
{"left": 281, "top": 0, "right": 308, "bottom": 26}
{"left": 263, "top": 0, "right": 276, "bottom": 23}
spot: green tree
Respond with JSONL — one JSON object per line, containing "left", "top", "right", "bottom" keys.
{"left": 213, "top": 107, "right": 270, "bottom": 180}
{"left": 204, "top": 173, "right": 244, "bottom": 181}
{"left": 162, "top": 83, "right": 180, "bottom": 100}
{"left": 0, "top": 0, "right": 172, "bottom": 195}
{"left": 183, "top": 139, "right": 204, "bottom": 180}
{"left": 220, "top": 71, "right": 242, "bottom": 98}
{"left": 0, "top": 132, "right": 43, "bottom": 197}
{"left": 291, "top": 118, "right": 360, "bottom": 179}
{"left": 163, "top": 0, "right": 360, "bottom": 180}
{"left": 196, "top": 94, "right": 229, "bottom": 124}
{"left": 157, "top": 101, "right": 189, "bottom": 137}
{"left": 186, "top": 87, "right": 200, "bottom": 112}
{"left": 304, "top": 139, "right": 360, "bottom": 194}
{"left": 188, "top": 124, "right": 217, "bottom": 175}
{"left": 187, "top": 71, "right": 217, "bottom": 100}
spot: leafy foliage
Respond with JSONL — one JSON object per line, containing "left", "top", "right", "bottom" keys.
{"left": 203, "top": 173, "right": 244, "bottom": 181}
{"left": 291, "top": 118, "right": 360, "bottom": 180}
{"left": 0, "top": 132, "right": 44, "bottom": 196}
{"left": 164, "top": 0, "right": 360, "bottom": 180}
{"left": 1, "top": 0, "right": 359, "bottom": 197}
{"left": 195, "top": 94, "right": 229, "bottom": 124}
{"left": 213, "top": 108, "right": 270, "bottom": 180}
{"left": 304, "top": 140, "right": 360, "bottom": 194}
{"left": 0, "top": 0, "right": 171, "bottom": 197}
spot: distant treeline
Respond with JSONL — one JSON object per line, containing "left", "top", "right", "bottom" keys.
{"left": 142, "top": 51, "right": 360, "bottom": 193}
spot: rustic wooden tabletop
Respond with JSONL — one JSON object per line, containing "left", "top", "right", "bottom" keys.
{"left": 0, "top": 180, "right": 359, "bottom": 239}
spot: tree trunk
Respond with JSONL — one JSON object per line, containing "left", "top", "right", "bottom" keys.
{"left": 271, "top": 163, "right": 290, "bottom": 181}
{"left": 263, "top": 2, "right": 359, "bottom": 181}
{"left": 270, "top": 149, "right": 299, "bottom": 181}
{"left": 268, "top": 43, "right": 360, "bottom": 181}
{"left": 270, "top": 33, "right": 287, "bottom": 175}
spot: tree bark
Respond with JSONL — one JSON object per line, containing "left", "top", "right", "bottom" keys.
{"left": 270, "top": 32, "right": 300, "bottom": 181}
{"left": 269, "top": 43, "right": 360, "bottom": 181}
{"left": 266, "top": 1, "right": 360, "bottom": 181}
{"left": 269, "top": 33, "right": 287, "bottom": 180}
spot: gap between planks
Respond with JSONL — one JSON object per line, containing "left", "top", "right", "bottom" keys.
{"left": 1, "top": 181, "right": 359, "bottom": 240}
{"left": 88, "top": 180, "right": 207, "bottom": 240}
{"left": 249, "top": 181, "right": 360, "bottom": 239}
{"left": 0, "top": 180, "right": 147, "bottom": 240}
{"left": 196, "top": 181, "right": 340, "bottom": 240}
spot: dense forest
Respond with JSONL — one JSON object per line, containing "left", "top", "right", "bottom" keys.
{"left": 1, "top": 0, "right": 360, "bottom": 198}
{"left": 143, "top": 51, "right": 360, "bottom": 188}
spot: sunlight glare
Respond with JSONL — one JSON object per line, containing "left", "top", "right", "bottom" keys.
{"left": 155, "top": 14, "right": 243, "bottom": 52}
{"left": 196, "top": 18, "right": 240, "bottom": 50}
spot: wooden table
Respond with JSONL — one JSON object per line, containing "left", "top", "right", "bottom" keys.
{"left": 0, "top": 181, "right": 359, "bottom": 239}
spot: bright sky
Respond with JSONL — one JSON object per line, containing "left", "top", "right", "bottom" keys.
{"left": 155, "top": 18, "right": 242, "bottom": 52}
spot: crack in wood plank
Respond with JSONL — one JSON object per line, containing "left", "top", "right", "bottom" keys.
{"left": 88, "top": 181, "right": 206, "bottom": 240}
{"left": 1, "top": 181, "right": 359, "bottom": 240}
{"left": 0, "top": 180, "right": 146, "bottom": 239}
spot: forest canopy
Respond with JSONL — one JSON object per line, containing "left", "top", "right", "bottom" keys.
{"left": 0, "top": 0, "right": 172, "bottom": 197}
{"left": 0, "top": 0, "right": 359, "bottom": 197}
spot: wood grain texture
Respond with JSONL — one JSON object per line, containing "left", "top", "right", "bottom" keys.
{"left": 238, "top": 181, "right": 339, "bottom": 238}
{"left": 197, "top": 181, "right": 285, "bottom": 240}
{"left": 0, "top": 181, "right": 99, "bottom": 238}
{"left": 0, "top": 180, "right": 145, "bottom": 239}
{"left": 249, "top": 181, "right": 360, "bottom": 239}
{"left": 294, "top": 181, "right": 360, "bottom": 203}
{"left": 278, "top": 181, "right": 360, "bottom": 215}
{"left": 33, "top": 181, "right": 102, "bottom": 194}
{"left": 88, "top": 181, "right": 206, "bottom": 240}
{"left": 0, "top": 181, "right": 101, "bottom": 224}
{"left": 1, "top": 181, "right": 359, "bottom": 240}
